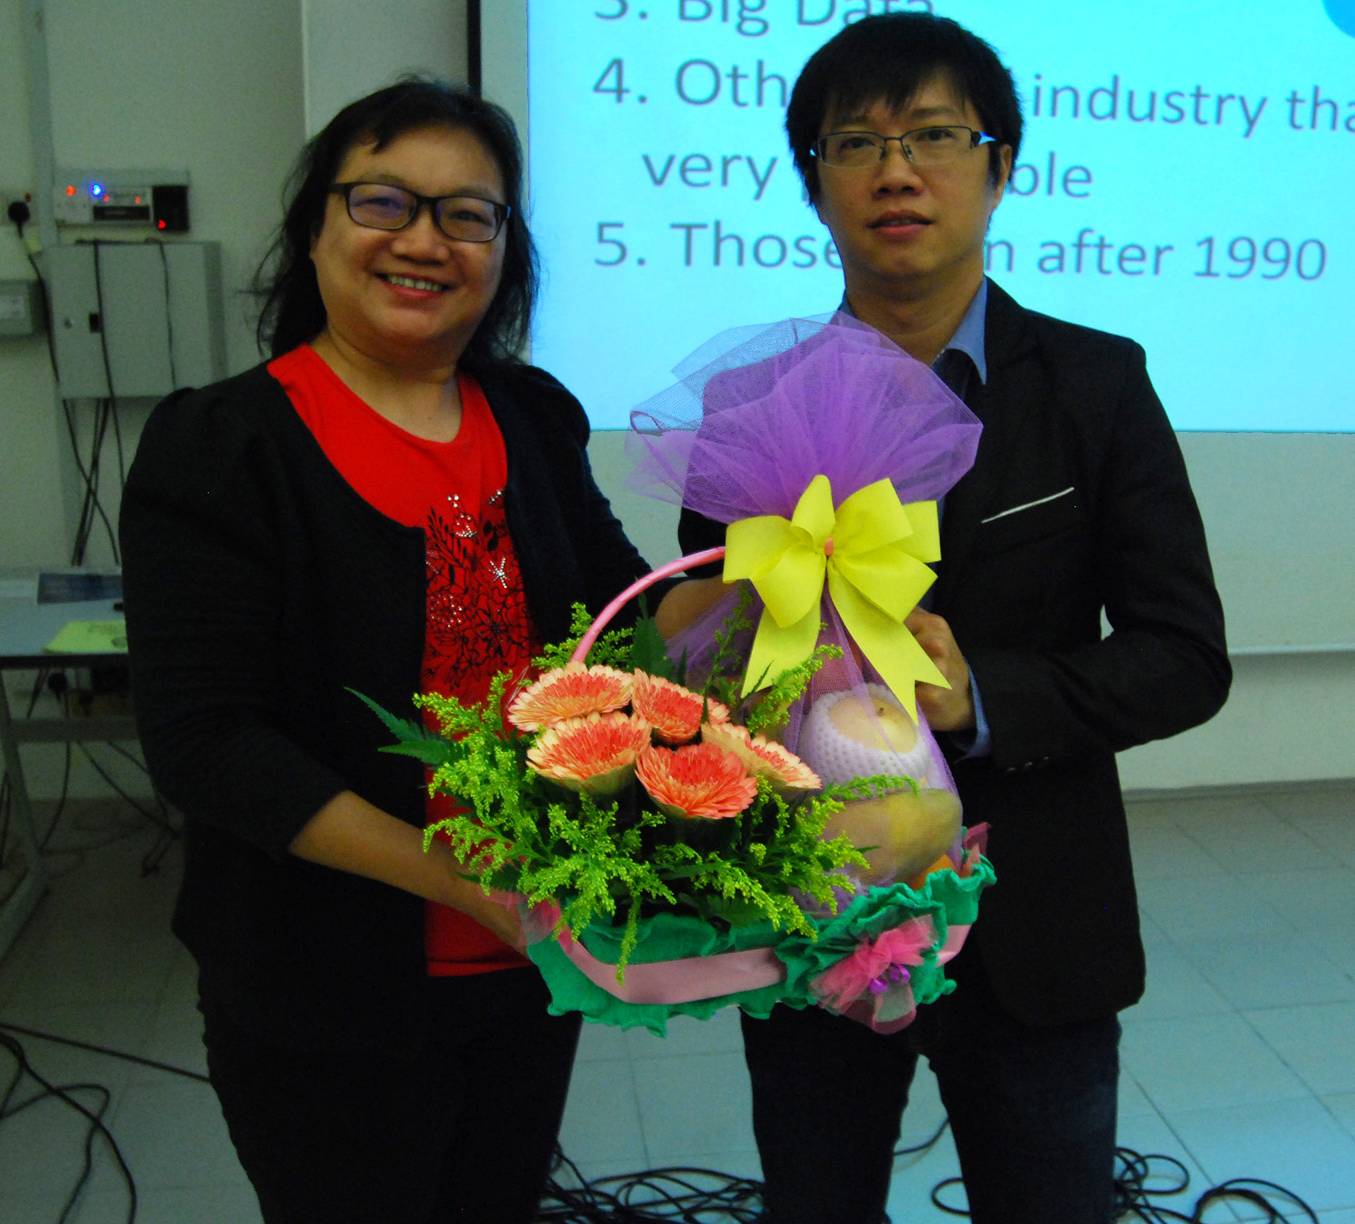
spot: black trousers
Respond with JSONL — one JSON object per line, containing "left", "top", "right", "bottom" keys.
{"left": 741, "top": 969, "right": 1121, "bottom": 1224}
{"left": 201, "top": 968, "right": 581, "bottom": 1224}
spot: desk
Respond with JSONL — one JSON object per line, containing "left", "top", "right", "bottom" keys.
{"left": 0, "top": 570, "right": 134, "bottom": 960}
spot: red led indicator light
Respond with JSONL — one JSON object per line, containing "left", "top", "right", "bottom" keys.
{"left": 157, "top": 219, "right": 167, "bottom": 230}
{"left": 65, "top": 184, "right": 77, "bottom": 197}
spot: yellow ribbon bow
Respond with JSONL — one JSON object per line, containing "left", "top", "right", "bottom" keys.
{"left": 723, "top": 474, "right": 947, "bottom": 720}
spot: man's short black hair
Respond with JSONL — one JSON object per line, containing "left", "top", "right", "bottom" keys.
{"left": 787, "top": 13, "right": 1023, "bottom": 201}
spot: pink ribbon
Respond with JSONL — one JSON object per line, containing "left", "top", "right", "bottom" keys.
{"left": 556, "top": 927, "right": 785, "bottom": 1004}
{"left": 811, "top": 917, "right": 937, "bottom": 1013}
{"left": 838, "top": 995, "right": 918, "bottom": 1036}
{"left": 527, "top": 900, "right": 784, "bottom": 1005}
{"left": 810, "top": 918, "right": 975, "bottom": 1035}
{"left": 960, "top": 822, "right": 989, "bottom": 869}
{"left": 937, "top": 921, "right": 972, "bottom": 965}
{"left": 524, "top": 901, "right": 974, "bottom": 1017}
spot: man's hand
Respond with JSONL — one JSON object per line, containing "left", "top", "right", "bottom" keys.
{"left": 905, "top": 609, "right": 975, "bottom": 731}
{"left": 655, "top": 576, "right": 728, "bottom": 639}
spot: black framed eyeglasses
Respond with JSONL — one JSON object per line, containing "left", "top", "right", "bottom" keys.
{"left": 814, "top": 126, "right": 998, "bottom": 169}
{"left": 330, "top": 182, "right": 509, "bottom": 242}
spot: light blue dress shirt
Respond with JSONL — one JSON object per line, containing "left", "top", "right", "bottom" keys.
{"left": 839, "top": 279, "right": 993, "bottom": 758}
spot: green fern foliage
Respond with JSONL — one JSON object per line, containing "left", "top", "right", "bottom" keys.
{"left": 361, "top": 604, "right": 884, "bottom": 978}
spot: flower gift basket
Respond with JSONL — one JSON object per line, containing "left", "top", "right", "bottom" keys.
{"left": 621, "top": 313, "right": 998, "bottom": 1031}
{"left": 362, "top": 316, "right": 995, "bottom": 1035}
{"left": 362, "top": 601, "right": 896, "bottom": 1035}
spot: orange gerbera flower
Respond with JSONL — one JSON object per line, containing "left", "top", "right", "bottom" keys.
{"left": 630, "top": 671, "right": 730, "bottom": 744}
{"left": 527, "top": 712, "right": 652, "bottom": 795}
{"left": 507, "top": 663, "right": 633, "bottom": 732}
{"left": 635, "top": 742, "right": 757, "bottom": 820}
{"left": 702, "top": 721, "right": 821, "bottom": 793}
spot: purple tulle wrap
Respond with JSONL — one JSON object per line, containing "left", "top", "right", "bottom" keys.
{"left": 625, "top": 315, "right": 984, "bottom": 893}
{"left": 627, "top": 313, "right": 980, "bottom": 521}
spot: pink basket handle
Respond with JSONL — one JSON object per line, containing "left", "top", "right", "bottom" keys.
{"left": 570, "top": 547, "right": 726, "bottom": 665}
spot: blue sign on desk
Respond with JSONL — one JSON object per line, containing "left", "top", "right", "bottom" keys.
{"left": 37, "top": 572, "right": 123, "bottom": 604}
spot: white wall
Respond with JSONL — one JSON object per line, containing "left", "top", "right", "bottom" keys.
{"left": 302, "top": 0, "right": 470, "bottom": 136}
{"left": 2, "top": 0, "right": 1350, "bottom": 799}
{"left": 2, "top": 0, "right": 305, "bottom": 796}
{"left": 2, "top": 1, "right": 67, "bottom": 571}
{"left": 3, "top": 0, "right": 306, "bottom": 565}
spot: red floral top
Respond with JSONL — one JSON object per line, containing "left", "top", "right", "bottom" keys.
{"left": 269, "top": 344, "right": 536, "bottom": 975}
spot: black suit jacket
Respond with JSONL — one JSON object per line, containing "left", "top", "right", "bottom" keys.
{"left": 682, "top": 281, "right": 1230, "bottom": 1027}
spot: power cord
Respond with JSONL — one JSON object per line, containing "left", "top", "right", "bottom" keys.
{"left": 154, "top": 240, "right": 179, "bottom": 390}
{"left": 0, "top": 1020, "right": 210, "bottom": 1085}
{"left": 3, "top": 1020, "right": 772, "bottom": 1224}
{"left": 534, "top": 1119, "right": 948, "bottom": 1222}
{"left": 0, "top": 1020, "right": 216, "bottom": 1224}
{"left": 5, "top": 210, "right": 129, "bottom": 567}
{"left": 1112, "top": 1145, "right": 1320, "bottom": 1222}
{"left": 925, "top": 1142, "right": 1321, "bottom": 1221}
{"left": 4, "top": 197, "right": 61, "bottom": 381}
{"left": 0, "top": 1017, "right": 1325, "bottom": 1223}
{"left": 539, "top": 1148, "right": 763, "bottom": 1222}
{"left": 0, "top": 670, "right": 62, "bottom": 888}
{"left": 8, "top": 214, "right": 119, "bottom": 565}
{"left": 5, "top": 671, "right": 179, "bottom": 877}
{"left": 0, "top": 1023, "right": 158, "bottom": 1224}
{"left": 56, "top": 241, "right": 128, "bottom": 566}
{"left": 62, "top": 395, "right": 121, "bottom": 566}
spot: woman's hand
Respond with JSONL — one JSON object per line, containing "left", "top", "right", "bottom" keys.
{"left": 456, "top": 889, "right": 526, "bottom": 953}
{"left": 289, "top": 791, "right": 526, "bottom": 949}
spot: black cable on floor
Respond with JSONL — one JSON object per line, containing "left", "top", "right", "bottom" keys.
{"left": 2, "top": 671, "right": 171, "bottom": 876}
{"left": 0, "top": 1021, "right": 211, "bottom": 1085}
{"left": 0, "top": 1022, "right": 1324, "bottom": 1223}
{"left": 925, "top": 1144, "right": 1320, "bottom": 1222}
{"left": 0, "top": 1020, "right": 216, "bottom": 1224}
{"left": 1112, "top": 1144, "right": 1320, "bottom": 1222}
{"left": 539, "top": 1147, "right": 764, "bottom": 1222}
{"left": 22, "top": 689, "right": 182, "bottom": 875}
{"left": 0, "top": 1029, "right": 138, "bottom": 1224}
{"left": 534, "top": 1119, "right": 957, "bottom": 1223}
{"left": 896, "top": 1115, "right": 949, "bottom": 1157}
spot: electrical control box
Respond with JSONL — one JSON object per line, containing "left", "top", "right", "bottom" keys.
{"left": 0, "top": 280, "right": 44, "bottom": 337}
{"left": 54, "top": 168, "right": 191, "bottom": 231}
{"left": 44, "top": 241, "right": 226, "bottom": 399}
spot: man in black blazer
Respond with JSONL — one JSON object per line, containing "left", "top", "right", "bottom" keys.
{"left": 678, "top": 13, "right": 1230, "bottom": 1224}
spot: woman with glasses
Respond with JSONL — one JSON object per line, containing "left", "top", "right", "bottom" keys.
{"left": 120, "top": 80, "right": 649, "bottom": 1223}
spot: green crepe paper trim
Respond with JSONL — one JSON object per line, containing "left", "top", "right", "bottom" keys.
{"left": 774, "top": 858, "right": 997, "bottom": 1010}
{"left": 525, "top": 859, "right": 994, "bottom": 1036}
{"left": 573, "top": 909, "right": 781, "bottom": 964}
{"left": 526, "top": 911, "right": 787, "bottom": 1036}
{"left": 527, "top": 937, "right": 788, "bottom": 1036}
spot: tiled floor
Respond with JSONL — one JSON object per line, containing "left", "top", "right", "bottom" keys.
{"left": 2, "top": 787, "right": 1354, "bottom": 1222}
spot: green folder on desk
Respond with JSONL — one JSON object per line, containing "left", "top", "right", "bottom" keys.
{"left": 45, "top": 620, "right": 128, "bottom": 654}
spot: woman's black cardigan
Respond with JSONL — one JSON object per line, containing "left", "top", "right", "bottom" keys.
{"left": 120, "top": 357, "right": 650, "bottom": 1051}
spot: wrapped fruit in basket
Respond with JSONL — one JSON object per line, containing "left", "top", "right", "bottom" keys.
{"left": 624, "top": 313, "right": 997, "bottom": 1031}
